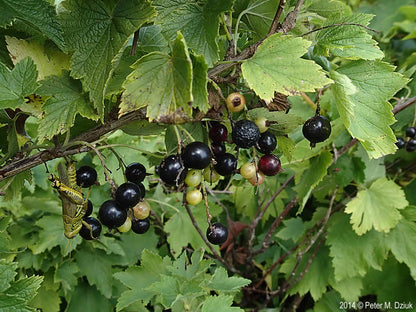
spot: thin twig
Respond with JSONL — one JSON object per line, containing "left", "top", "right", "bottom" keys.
{"left": 130, "top": 30, "right": 140, "bottom": 56}
{"left": 266, "top": 0, "right": 286, "bottom": 37}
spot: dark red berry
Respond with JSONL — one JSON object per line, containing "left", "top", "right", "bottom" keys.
{"left": 396, "top": 137, "right": 405, "bottom": 149}
{"left": 214, "top": 153, "right": 236, "bottom": 176}
{"left": 182, "top": 142, "right": 212, "bottom": 169}
{"left": 302, "top": 115, "right": 331, "bottom": 147}
{"left": 76, "top": 166, "right": 97, "bottom": 188}
{"left": 258, "top": 154, "right": 281, "bottom": 176}
{"left": 206, "top": 222, "right": 228, "bottom": 245}
{"left": 211, "top": 142, "right": 226, "bottom": 156}
{"left": 209, "top": 122, "right": 228, "bottom": 143}
{"left": 131, "top": 218, "right": 150, "bottom": 234}
{"left": 115, "top": 182, "right": 141, "bottom": 208}
{"left": 256, "top": 131, "right": 277, "bottom": 154}
{"left": 405, "top": 127, "right": 416, "bottom": 138}
{"left": 98, "top": 200, "right": 127, "bottom": 228}
{"left": 232, "top": 119, "right": 261, "bottom": 149}
{"left": 125, "top": 162, "right": 146, "bottom": 184}
{"left": 79, "top": 217, "right": 102, "bottom": 240}
{"left": 158, "top": 155, "right": 187, "bottom": 186}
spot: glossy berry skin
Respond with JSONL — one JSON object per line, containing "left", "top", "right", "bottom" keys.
{"left": 185, "top": 169, "right": 202, "bottom": 187}
{"left": 255, "top": 117, "right": 268, "bottom": 133}
{"left": 249, "top": 171, "right": 265, "bottom": 186}
{"left": 214, "top": 153, "right": 237, "bottom": 176}
{"left": 209, "top": 122, "right": 228, "bottom": 143}
{"left": 226, "top": 92, "right": 246, "bottom": 112}
{"left": 84, "top": 200, "right": 93, "bottom": 218}
{"left": 211, "top": 142, "right": 226, "bottom": 156}
{"left": 186, "top": 189, "right": 203, "bottom": 205}
{"left": 182, "top": 142, "right": 212, "bottom": 169}
{"left": 115, "top": 182, "right": 141, "bottom": 208}
{"left": 98, "top": 200, "right": 128, "bottom": 229}
{"left": 79, "top": 217, "right": 102, "bottom": 240}
{"left": 137, "top": 182, "right": 145, "bottom": 199}
{"left": 406, "top": 138, "right": 416, "bottom": 152}
{"left": 302, "top": 115, "right": 331, "bottom": 147}
{"left": 258, "top": 154, "right": 281, "bottom": 176}
{"left": 406, "top": 127, "right": 416, "bottom": 138}
{"left": 158, "top": 155, "right": 187, "bottom": 186}
{"left": 76, "top": 166, "right": 97, "bottom": 188}
{"left": 117, "top": 217, "right": 132, "bottom": 233}
{"left": 125, "top": 162, "right": 146, "bottom": 184}
{"left": 396, "top": 137, "right": 406, "bottom": 149}
{"left": 206, "top": 222, "right": 228, "bottom": 245}
{"left": 131, "top": 218, "right": 150, "bottom": 234}
{"left": 203, "top": 166, "right": 220, "bottom": 183}
{"left": 232, "top": 119, "right": 261, "bottom": 149}
{"left": 133, "top": 200, "right": 151, "bottom": 220}
{"left": 240, "top": 162, "right": 256, "bottom": 179}
{"left": 256, "top": 131, "right": 277, "bottom": 154}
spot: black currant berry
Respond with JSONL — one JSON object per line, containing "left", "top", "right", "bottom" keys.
{"left": 76, "top": 166, "right": 97, "bottom": 188}
{"left": 115, "top": 182, "right": 141, "bottom": 208}
{"left": 214, "top": 153, "right": 237, "bottom": 176}
{"left": 405, "top": 127, "right": 416, "bottom": 138}
{"left": 98, "top": 200, "right": 127, "bottom": 228}
{"left": 396, "top": 137, "right": 406, "bottom": 149}
{"left": 79, "top": 217, "right": 102, "bottom": 240}
{"left": 258, "top": 154, "right": 281, "bottom": 176}
{"left": 406, "top": 138, "right": 416, "bottom": 152}
{"left": 206, "top": 222, "right": 228, "bottom": 245}
{"left": 255, "top": 131, "right": 277, "bottom": 154}
{"left": 182, "top": 142, "right": 212, "bottom": 169}
{"left": 302, "top": 115, "right": 331, "bottom": 147}
{"left": 209, "top": 122, "right": 228, "bottom": 143}
{"left": 137, "top": 182, "right": 145, "bottom": 199}
{"left": 131, "top": 218, "right": 150, "bottom": 234}
{"left": 125, "top": 162, "right": 146, "bottom": 184}
{"left": 158, "top": 155, "right": 187, "bottom": 186}
{"left": 211, "top": 142, "right": 226, "bottom": 156}
{"left": 84, "top": 200, "right": 93, "bottom": 218}
{"left": 232, "top": 119, "right": 261, "bottom": 149}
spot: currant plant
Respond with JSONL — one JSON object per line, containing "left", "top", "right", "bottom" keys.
{"left": 0, "top": 0, "right": 416, "bottom": 311}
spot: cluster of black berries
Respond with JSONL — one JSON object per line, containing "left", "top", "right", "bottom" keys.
{"left": 98, "top": 162, "right": 151, "bottom": 236}
{"left": 75, "top": 166, "right": 102, "bottom": 241}
{"left": 396, "top": 127, "right": 416, "bottom": 152}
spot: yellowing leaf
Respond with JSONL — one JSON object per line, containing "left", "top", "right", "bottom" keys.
{"left": 6, "top": 36, "right": 70, "bottom": 80}
{"left": 241, "top": 33, "right": 332, "bottom": 101}
{"left": 345, "top": 178, "right": 408, "bottom": 235}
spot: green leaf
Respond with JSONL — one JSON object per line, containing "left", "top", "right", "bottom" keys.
{"left": 276, "top": 217, "right": 305, "bottom": 242}
{"left": 331, "top": 155, "right": 365, "bottom": 187}
{"left": 331, "top": 60, "right": 409, "bottom": 158}
{"left": 314, "top": 14, "right": 384, "bottom": 60}
{"left": 145, "top": 275, "right": 179, "bottom": 308}
{"left": 313, "top": 290, "right": 346, "bottom": 312}
{"left": 37, "top": 71, "right": 97, "bottom": 139}
{"left": 281, "top": 245, "right": 332, "bottom": 301}
{"left": 53, "top": 260, "right": 79, "bottom": 295}
{"left": 247, "top": 108, "right": 304, "bottom": 136}
{"left": 201, "top": 295, "right": 243, "bottom": 312}
{"left": 276, "top": 136, "right": 296, "bottom": 163}
{"left": 294, "top": 150, "right": 333, "bottom": 213}
{"left": 345, "top": 178, "right": 408, "bottom": 235}
{"left": 241, "top": 33, "right": 333, "bottom": 101}
{"left": 207, "top": 267, "right": 250, "bottom": 293}
{"left": 66, "top": 282, "right": 112, "bottom": 312}
{"left": 0, "top": 294, "right": 27, "bottom": 312}
{"left": 7, "top": 275, "right": 43, "bottom": 302}
{"left": 6, "top": 36, "right": 70, "bottom": 80}
{"left": 306, "top": 0, "right": 352, "bottom": 18}
{"left": 121, "top": 32, "right": 193, "bottom": 121}
{"left": 385, "top": 219, "right": 416, "bottom": 279}
{"left": 30, "top": 285, "right": 61, "bottom": 312}
{"left": 59, "top": 0, "right": 156, "bottom": 118}
{"left": 75, "top": 246, "right": 113, "bottom": 298}
{"left": 0, "top": 0, "right": 65, "bottom": 50}
{"left": 191, "top": 54, "right": 210, "bottom": 113}
{"left": 329, "top": 276, "right": 362, "bottom": 302}
{"left": 114, "top": 250, "right": 171, "bottom": 310}
{"left": 30, "top": 214, "right": 82, "bottom": 256}
{"left": 326, "top": 212, "right": 387, "bottom": 281}
{"left": 0, "top": 58, "right": 38, "bottom": 109}
{"left": 153, "top": 0, "right": 233, "bottom": 66}
{"left": 0, "top": 260, "right": 17, "bottom": 293}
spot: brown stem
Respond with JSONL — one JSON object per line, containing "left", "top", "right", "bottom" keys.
{"left": 300, "top": 22, "right": 380, "bottom": 38}
{"left": 266, "top": 0, "right": 286, "bottom": 37}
